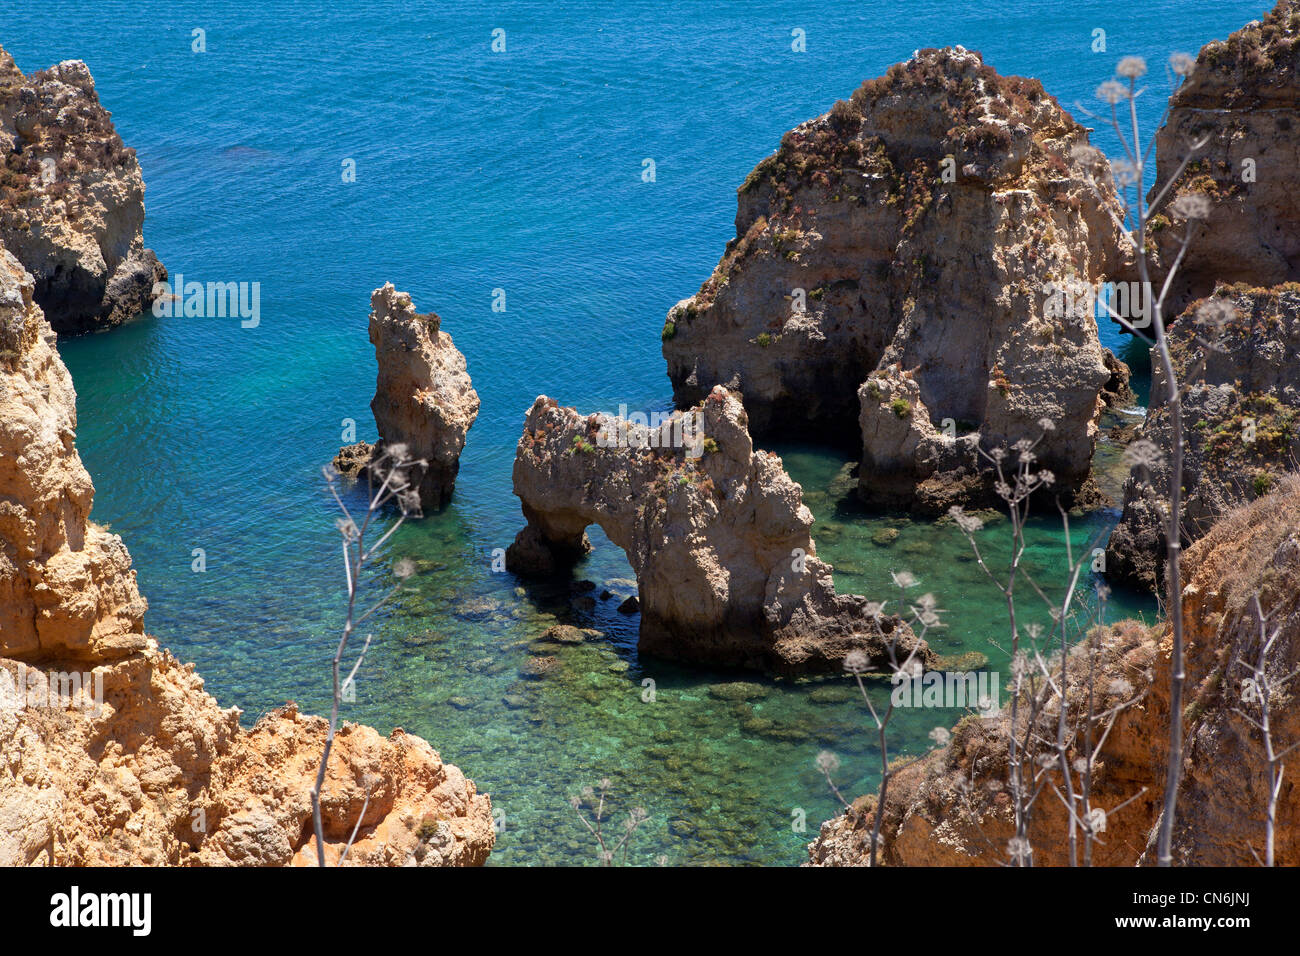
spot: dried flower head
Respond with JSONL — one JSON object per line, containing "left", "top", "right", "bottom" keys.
{"left": 1169, "top": 52, "right": 1196, "bottom": 77}
{"left": 1116, "top": 56, "right": 1147, "bottom": 79}
{"left": 1169, "top": 193, "right": 1212, "bottom": 220}
{"left": 929, "top": 726, "right": 952, "bottom": 747}
{"left": 1195, "top": 298, "right": 1237, "bottom": 330}
{"left": 1007, "top": 836, "right": 1033, "bottom": 862}
{"left": 392, "top": 557, "right": 416, "bottom": 579}
{"left": 1069, "top": 143, "right": 1103, "bottom": 166}
{"left": 891, "top": 570, "right": 918, "bottom": 590}
{"left": 1095, "top": 80, "right": 1129, "bottom": 105}
{"left": 949, "top": 505, "right": 985, "bottom": 535}
{"left": 843, "top": 649, "right": 871, "bottom": 674}
{"left": 1123, "top": 438, "right": 1165, "bottom": 471}
{"left": 1110, "top": 159, "right": 1138, "bottom": 188}
{"left": 815, "top": 750, "right": 841, "bottom": 775}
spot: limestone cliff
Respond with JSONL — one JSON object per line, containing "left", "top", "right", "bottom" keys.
{"left": 1149, "top": 1, "right": 1300, "bottom": 316}
{"left": 0, "top": 248, "right": 493, "bottom": 866}
{"left": 1106, "top": 285, "right": 1300, "bottom": 591}
{"left": 662, "top": 47, "right": 1126, "bottom": 511}
{"left": 336, "top": 284, "right": 479, "bottom": 512}
{"left": 0, "top": 47, "right": 165, "bottom": 335}
{"left": 809, "top": 476, "right": 1300, "bottom": 866}
{"left": 505, "top": 386, "right": 933, "bottom": 675}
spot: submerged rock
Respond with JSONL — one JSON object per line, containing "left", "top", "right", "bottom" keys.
{"left": 0, "top": 247, "right": 492, "bottom": 866}
{"left": 0, "top": 48, "right": 165, "bottom": 334}
{"left": 1106, "top": 285, "right": 1300, "bottom": 591}
{"left": 337, "top": 284, "right": 479, "bottom": 511}
{"left": 505, "top": 386, "right": 933, "bottom": 675}
{"left": 662, "top": 48, "right": 1126, "bottom": 510}
{"left": 707, "top": 681, "right": 770, "bottom": 702}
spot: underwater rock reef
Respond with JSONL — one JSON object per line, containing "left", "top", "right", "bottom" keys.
{"left": 1107, "top": 285, "right": 1300, "bottom": 591}
{"left": 506, "top": 386, "right": 933, "bottom": 676}
{"left": 0, "top": 247, "right": 493, "bottom": 866}
{"left": 663, "top": 47, "right": 1128, "bottom": 512}
{"left": 0, "top": 47, "right": 165, "bottom": 335}
{"left": 334, "top": 283, "right": 479, "bottom": 512}
{"left": 809, "top": 475, "right": 1300, "bottom": 866}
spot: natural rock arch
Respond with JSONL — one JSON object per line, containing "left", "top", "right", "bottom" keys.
{"left": 505, "top": 387, "right": 930, "bottom": 675}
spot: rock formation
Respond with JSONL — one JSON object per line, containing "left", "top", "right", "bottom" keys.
{"left": 0, "top": 47, "right": 165, "bottom": 335}
{"left": 335, "top": 284, "right": 478, "bottom": 512}
{"left": 505, "top": 386, "right": 933, "bottom": 675}
{"left": 1106, "top": 285, "right": 1300, "bottom": 591}
{"left": 1149, "top": 1, "right": 1300, "bottom": 316}
{"left": 0, "top": 247, "right": 492, "bottom": 865}
{"left": 662, "top": 47, "right": 1128, "bottom": 511}
{"left": 810, "top": 474, "right": 1300, "bottom": 866}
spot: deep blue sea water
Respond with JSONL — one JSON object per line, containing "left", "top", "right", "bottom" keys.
{"left": 1, "top": 1, "right": 1266, "bottom": 865}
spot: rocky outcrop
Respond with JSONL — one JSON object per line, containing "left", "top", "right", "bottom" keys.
{"left": 1106, "top": 285, "right": 1300, "bottom": 591}
{"left": 809, "top": 475, "right": 1300, "bottom": 866}
{"left": 505, "top": 386, "right": 933, "bottom": 675}
{"left": 1149, "top": 1, "right": 1300, "bottom": 316}
{"left": 335, "top": 284, "right": 478, "bottom": 512}
{"left": 662, "top": 47, "right": 1127, "bottom": 510}
{"left": 0, "top": 247, "right": 493, "bottom": 866}
{"left": 0, "top": 47, "right": 165, "bottom": 335}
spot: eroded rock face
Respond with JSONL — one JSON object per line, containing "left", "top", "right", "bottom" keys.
{"left": 505, "top": 386, "right": 932, "bottom": 675}
{"left": 0, "top": 249, "right": 493, "bottom": 866}
{"left": 1106, "top": 285, "right": 1300, "bottom": 591}
{"left": 1149, "top": 1, "right": 1300, "bottom": 316}
{"left": 0, "top": 246, "right": 147, "bottom": 660}
{"left": 338, "top": 284, "right": 478, "bottom": 511}
{"left": 662, "top": 48, "right": 1126, "bottom": 509}
{"left": 808, "top": 476, "right": 1300, "bottom": 867}
{"left": 0, "top": 48, "right": 165, "bottom": 335}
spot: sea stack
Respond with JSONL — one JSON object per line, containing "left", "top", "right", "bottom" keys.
{"left": 1147, "top": 0, "right": 1300, "bottom": 316}
{"left": 505, "top": 386, "right": 933, "bottom": 676}
{"left": 1106, "top": 285, "right": 1300, "bottom": 591}
{"left": 337, "top": 283, "right": 479, "bottom": 512}
{"left": 0, "top": 246, "right": 493, "bottom": 866}
{"left": 0, "top": 47, "right": 166, "bottom": 335}
{"left": 663, "top": 47, "right": 1128, "bottom": 513}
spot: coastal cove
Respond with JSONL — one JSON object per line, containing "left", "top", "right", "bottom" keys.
{"left": 5, "top": 1, "right": 1268, "bottom": 865}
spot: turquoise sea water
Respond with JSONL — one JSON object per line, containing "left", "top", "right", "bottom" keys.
{"left": 2, "top": 1, "right": 1264, "bottom": 865}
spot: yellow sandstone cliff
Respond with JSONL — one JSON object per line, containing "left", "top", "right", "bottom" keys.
{"left": 0, "top": 246, "right": 493, "bottom": 866}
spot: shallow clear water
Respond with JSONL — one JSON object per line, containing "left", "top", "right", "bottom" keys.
{"left": 4, "top": 1, "right": 1256, "bottom": 864}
